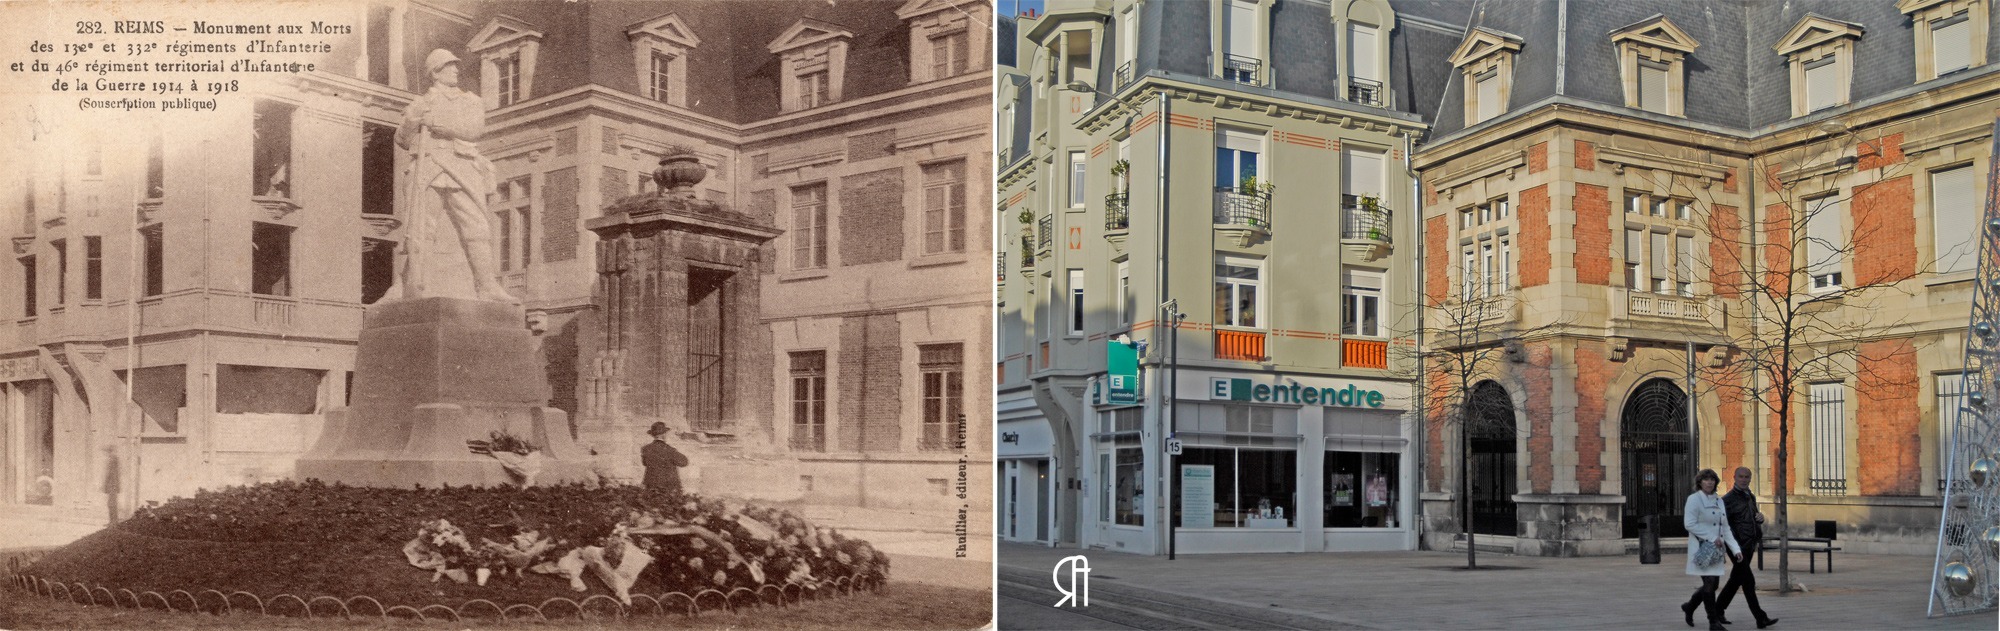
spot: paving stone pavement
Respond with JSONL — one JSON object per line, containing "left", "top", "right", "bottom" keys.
{"left": 998, "top": 542, "right": 1998, "bottom": 630}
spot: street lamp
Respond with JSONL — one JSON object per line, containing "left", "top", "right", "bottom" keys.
{"left": 1161, "top": 299, "right": 1185, "bottom": 560}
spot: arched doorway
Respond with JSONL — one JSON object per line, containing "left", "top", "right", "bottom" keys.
{"left": 1467, "top": 381, "right": 1518, "bottom": 536}
{"left": 1621, "top": 378, "right": 1692, "bottom": 539}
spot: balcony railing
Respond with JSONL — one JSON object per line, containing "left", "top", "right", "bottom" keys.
{"left": 1627, "top": 292, "right": 1708, "bottom": 320}
{"left": 1115, "top": 61, "right": 1134, "bottom": 90}
{"left": 1020, "top": 235, "right": 1034, "bottom": 268}
{"left": 1038, "top": 214, "right": 1053, "bottom": 251}
{"left": 1347, "top": 77, "right": 1384, "bottom": 107}
{"left": 1223, "top": 54, "right": 1262, "bottom": 84}
{"left": 1343, "top": 338, "right": 1388, "bottom": 369}
{"left": 1216, "top": 329, "right": 1266, "bottom": 361}
{"left": 1214, "top": 187, "right": 1271, "bottom": 230}
{"left": 1341, "top": 196, "right": 1391, "bottom": 242}
{"left": 1105, "top": 192, "right": 1130, "bottom": 230}
{"left": 996, "top": 251, "right": 1006, "bottom": 282}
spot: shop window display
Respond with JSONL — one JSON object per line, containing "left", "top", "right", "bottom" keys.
{"left": 1325, "top": 450, "right": 1400, "bottom": 528}
{"left": 1176, "top": 447, "right": 1297, "bottom": 528}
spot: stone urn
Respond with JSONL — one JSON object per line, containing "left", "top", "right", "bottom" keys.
{"left": 653, "top": 148, "right": 707, "bottom": 197}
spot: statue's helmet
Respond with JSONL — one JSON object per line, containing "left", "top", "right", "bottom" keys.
{"left": 425, "top": 49, "right": 461, "bottom": 75}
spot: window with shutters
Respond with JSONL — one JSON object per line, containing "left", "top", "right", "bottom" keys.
{"left": 1805, "top": 194, "right": 1845, "bottom": 290}
{"left": 1219, "top": 0, "right": 1264, "bottom": 84}
{"left": 1933, "top": 165, "right": 1978, "bottom": 274}
{"left": 1448, "top": 27, "right": 1521, "bottom": 127}
{"left": 1776, "top": 15, "right": 1862, "bottom": 118}
{"left": 1611, "top": 16, "right": 1698, "bottom": 117}
{"left": 1903, "top": 0, "right": 1987, "bottom": 82}
{"left": 1348, "top": 23, "right": 1385, "bottom": 106}
{"left": 922, "top": 160, "right": 967, "bottom": 255}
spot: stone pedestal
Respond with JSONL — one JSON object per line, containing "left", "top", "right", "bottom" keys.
{"left": 298, "top": 297, "right": 592, "bottom": 487}
{"left": 1514, "top": 494, "right": 1626, "bottom": 557}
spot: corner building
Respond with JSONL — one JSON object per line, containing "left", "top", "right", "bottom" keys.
{"left": 996, "top": 0, "right": 1468, "bottom": 554}
{"left": 1414, "top": 0, "right": 1995, "bottom": 555}
{"left": 0, "top": 0, "right": 991, "bottom": 528}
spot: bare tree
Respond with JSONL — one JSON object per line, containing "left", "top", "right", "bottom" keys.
{"left": 1620, "top": 128, "right": 1926, "bottom": 593}
{"left": 1407, "top": 287, "right": 1568, "bottom": 569}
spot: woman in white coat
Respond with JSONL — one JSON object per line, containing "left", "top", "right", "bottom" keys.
{"left": 1681, "top": 468, "right": 1743, "bottom": 630}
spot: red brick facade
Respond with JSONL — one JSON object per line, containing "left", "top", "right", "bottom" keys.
{"left": 1857, "top": 133, "right": 1906, "bottom": 171}
{"left": 1709, "top": 204, "right": 1742, "bottom": 297}
{"left": 1857, "top": 338, "right": 1921, "bottom": 495}
{"left": 1527, "top": 141, "right": 1548, "bottom": 173}
{"left": 1574, "top": 140, "right": 1596, "bottom": 171}
{"left": 1574, "top": 340, "right": 1608, "bottom": 493}
{"left": 1520, "top": 185, "right": 1551, "bottom": 287}
{"left": 1763, "top": 204, "right": 1794, "bottom": 291}
{"left": 1854, "top": 175, "right": 1916, "bottom": 285}
{"left": 1524, "top": 343, "right": 1555, "bottom": 494}
{"left": 1716, "top": 366, "right": 1745, "bottom": 467}
{"left": 1574, "top": 183, "right": 1612, "bottom": 286}
{"left": 1426, "top": 214, "right": 1449, "bottom": 304}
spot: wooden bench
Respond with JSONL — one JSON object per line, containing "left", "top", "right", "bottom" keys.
{"left": 1757, "top": 536, "right": 1841, "bottom": 573}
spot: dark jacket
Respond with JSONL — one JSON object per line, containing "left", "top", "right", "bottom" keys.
{"left": 642, "top": 440, "right": 689, "bottom": 492}
{"left": 1723, "top": 486, "right": 1762, "bottom": 553}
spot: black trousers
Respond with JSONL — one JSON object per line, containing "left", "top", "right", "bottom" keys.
{"left": 1716, "top": 552, "right": 1767, "bottom": 620}
{"left": 1687, "top": 575, "right": 1722, "bottom": 622}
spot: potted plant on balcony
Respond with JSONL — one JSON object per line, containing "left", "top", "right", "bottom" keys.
{"left": 1359, "top": 195, "right": 1385, "bottom": 241}
{"left": 1237, "top": 175, "right": 1275, "bottom": 229}
{"left": 1018, "top": 209, "right": 1033, "bottom": 226}
{"left": 1109, "top": 159, "right": 1130, "bottom": 189}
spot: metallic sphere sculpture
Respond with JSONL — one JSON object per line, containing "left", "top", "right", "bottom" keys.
{"left": 1984, "top": 526, "right": 2000, "bottom": 559}
{"left": 1945, "top": 562, "right": 1978, "bottom": 597}
{"left": 1973, "top": 458, "right": 1997, "bottom": 488}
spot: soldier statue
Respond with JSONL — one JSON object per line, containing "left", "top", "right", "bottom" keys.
{"left": 392, "top": 49, "right": 518, "bottom": 303}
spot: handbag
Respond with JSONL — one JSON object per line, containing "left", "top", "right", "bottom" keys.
{"left": 1693, "top": 538, "right": 1727, "bottom": 569}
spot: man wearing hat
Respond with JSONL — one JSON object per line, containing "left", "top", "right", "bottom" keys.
{"left": 641, "top": 422, "right": 689, "bottom": 493}
{"left": 393, "top": 49, "right": 517, "bottom": 303}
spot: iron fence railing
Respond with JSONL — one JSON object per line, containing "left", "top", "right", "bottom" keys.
{"left": 1105, "top": 192, "right": 1130, "bottom": 230}
{"left": 1115, "top": 62, "right": 1134, "bottom": 90}
{"left": 1223, "top": 54, "right": 1261, "bottom": 84}
{"left": 1037, "top": 214, "right": 1053, "bottom": 250}
{"left": 1347, "top": 77, "right": 1384, "bottom": 107}
{"left": 1341, "top": 196, "right": 1391, "bottom": 242}
{"left": 1214, "top": 187, "right": 1271, "bottom": 230}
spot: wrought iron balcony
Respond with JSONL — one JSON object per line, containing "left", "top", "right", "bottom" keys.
{"left": 1223, "top": 54, "right": 1262, "bottom": 85}
{"left": 1214, "top": 187, "right": 1271, "bottom": 231}
{"left": 996, "top": 251, "right": 1006, "bottom": 282}
{"left": 1347, "top": 77, "right": 1384, "bottom": 107}
{"left": 1105, "top": 192, "right": 1130, "bottom": 231}
{"left": 1115, "top": 61, "right": 1134, "bottom": 90}
{"left": 1037, "top": 214, "right": 1053, "bottom": 250}
{"left": 1341, "top": 195, "right": 1392, "bottom": 242}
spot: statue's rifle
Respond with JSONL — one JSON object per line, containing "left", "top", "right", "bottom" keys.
{"left": 403, "top": 123, "right": 428, "bottom": 294}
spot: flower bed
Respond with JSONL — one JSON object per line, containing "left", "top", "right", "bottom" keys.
{"left": 23, "top": 480, "right": 887, "bottom": 611}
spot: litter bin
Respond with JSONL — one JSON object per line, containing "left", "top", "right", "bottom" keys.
{"left": 1639, "top": 515, "right": 1661, "bottom": 564}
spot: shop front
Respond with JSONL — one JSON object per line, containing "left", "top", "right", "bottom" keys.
{"left": 997, "top": 394, "right": 1056, "bottom": 545}
{"left": 1085, "top": 369, "right": 1416, "bottom": 555}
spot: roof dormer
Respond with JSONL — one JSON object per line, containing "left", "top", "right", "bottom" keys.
{"left": 1775, "top": 14, "right": 1865, "bottom": 117}
{"left": 1449, "top": 27, "right": 1524, "bottom": 126}
{"left": 627, "top": 13, "right": 702, "bottom": 107}
{"left": 467, "top": 15, "right": 543, "bottom": 109}
{"left": 1610, "top": 15, "right": 1699, "bottom": 116}
{"left": 899, "top": 0, "right": 991, "bottom": 84}
{"left": 769, "top": 19, "right": 856, "bottom": 112}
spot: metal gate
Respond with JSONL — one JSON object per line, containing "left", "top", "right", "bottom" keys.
{"left": 687, "top": 268, "right": 728, "bottom": 432}
{"left": 1467, "top": 381, "right": 1518, "bottom": 536}
{"left": 1621, "top": 378, "right": 1690, "bottom": 539}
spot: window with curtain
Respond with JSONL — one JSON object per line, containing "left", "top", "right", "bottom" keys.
{"left": 1214, "top": 257, "right": 1261, "bottom": 327}
{"left": 1341, "top": 269, "right": 1383, "bottom": 337}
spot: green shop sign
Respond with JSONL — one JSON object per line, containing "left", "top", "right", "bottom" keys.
{"left": 1210, "top": 377, "right": 1384, "bottom": 408}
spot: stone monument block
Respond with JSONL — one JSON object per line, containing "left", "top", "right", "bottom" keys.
{"left": 299, "top": 297, "right": 592, "bottom": 487}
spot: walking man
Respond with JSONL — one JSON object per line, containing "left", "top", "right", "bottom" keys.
{"left": 1717, "top": 466, "right": 1779, "bottom": 628}
{"left": 641, "top": 422, "right": 689, "bottom": 493}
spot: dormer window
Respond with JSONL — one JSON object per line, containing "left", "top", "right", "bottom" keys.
{"left": 900, "top": 0, "right": 989, "bottom": 84}
{"left": 1774, "top": 15, "right": 1864, "bottom": 118}
{"left": 1610, "top": 15, "right": 1698, "bottom": 117}
{"left": 468, "top": 15, "right": 543, "bottom": 110}
{"left": 627, "top": 13, "right": 700, "bottom": 108}
{"left": 1333, "top": 0, "right": 1397, "bottom": 107}
{"left": 1901, "top": 0, "right": 1988, "bottom": 81}
{"left": 770, "top": 19, "right": 855, "bottom": 113}
{"left": 1448, "top": 27, "right": 1524, "bottom": 127}
{"left": 1214, "top": 0, "right": 1271, "bottom": 85}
